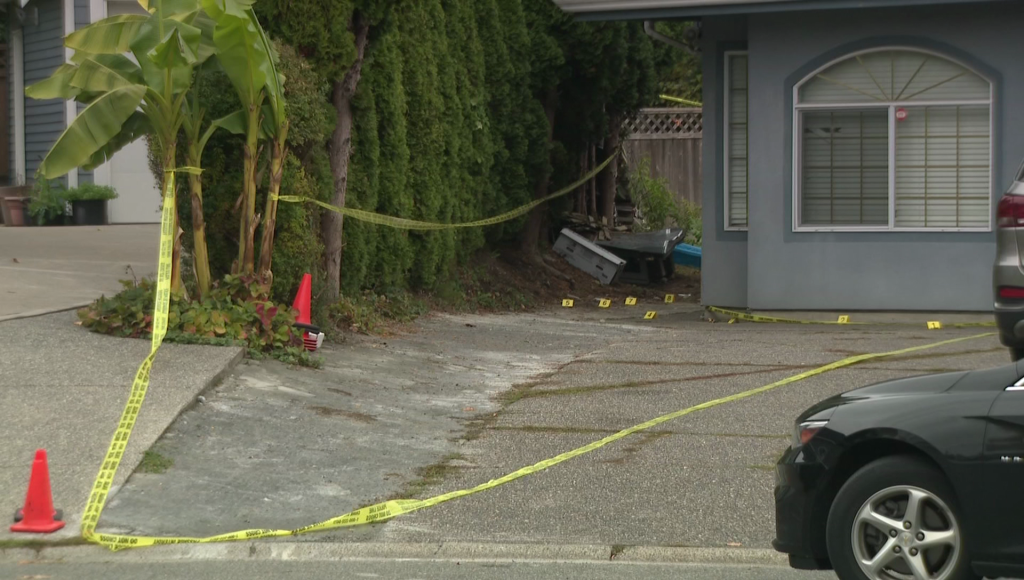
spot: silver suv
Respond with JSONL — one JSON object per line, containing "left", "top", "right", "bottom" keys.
{"left": 994, "top": 168, "right": 1024, "bottom": 360}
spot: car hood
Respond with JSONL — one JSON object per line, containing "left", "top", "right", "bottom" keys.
{"left": 840, "top": 360, "right": 1020, "bottom": 400}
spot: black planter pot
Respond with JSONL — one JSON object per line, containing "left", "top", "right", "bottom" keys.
{"left": 72, "top": 199, "right": 108, "bottom": 226}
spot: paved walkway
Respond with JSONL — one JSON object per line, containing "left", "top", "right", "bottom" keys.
{"left": 0, "top": 313, "right": 242, "bottom": 541}
{"left": 0, "top": 225, "right": 158, "bottom": 321}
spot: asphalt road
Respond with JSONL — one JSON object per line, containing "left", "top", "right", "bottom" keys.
{"left": 0, "top": 558, "right": 833, "bottom": 580}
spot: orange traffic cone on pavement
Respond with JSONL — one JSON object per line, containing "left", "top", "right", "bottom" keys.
{"left": 11, "top": 449, "right": 65, "bottom": 533}
{"left": 291, "top": 273, "right": 324, "bottom": 352}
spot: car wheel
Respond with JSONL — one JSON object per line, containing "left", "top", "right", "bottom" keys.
{"left": 826, "top": 455, "right": 976, "bottom": 580}
{"left": 1010, "top": 346, "right": 1024, "bottom": 362}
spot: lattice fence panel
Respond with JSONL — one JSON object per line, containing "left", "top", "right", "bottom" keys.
{"left": 624, "top": 108, "right": 702, "bottom": 140}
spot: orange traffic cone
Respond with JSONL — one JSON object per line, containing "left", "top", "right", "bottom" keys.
{"left": 11, "top": 449, "right": 65, "bottom": 533}
{"left": 292, "top": 273, "right": 312, "bottom": 326}
{"left": 291, "top": 273, "right": 323, "bottom": 352}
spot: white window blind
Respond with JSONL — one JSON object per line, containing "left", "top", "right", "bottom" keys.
{"left": 795, "top": 49, "right": 991, "bottom": 231}
{"left": 725, "top": 52, "right": 748, "bottom": 229}
{"left": 801, "top": 110, "right": 889, "bottom": 225}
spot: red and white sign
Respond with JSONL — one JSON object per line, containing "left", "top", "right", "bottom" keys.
{"left": 895, "top": 108, "right": 908, "bottom": 121}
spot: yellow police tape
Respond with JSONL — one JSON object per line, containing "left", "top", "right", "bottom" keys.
{"left": 707, "top": 306, "right": 996, "bottom": 329}
{"left": 83, "top": 286, "right": 993, "bottom": 550}
{"left": 272, "top": 152, "right": 617, "bottom": 231}
{"left": 81, "top": 170, "right": 177, "bottom": 542}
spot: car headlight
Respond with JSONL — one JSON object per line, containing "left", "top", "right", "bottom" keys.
{"left": 793, "top": 420, "right": 829, "bottom": 446}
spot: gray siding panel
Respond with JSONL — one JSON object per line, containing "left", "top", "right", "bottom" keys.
{"left": 73, "top": 0, "right": 94, "bottom": 185}
{"left": 22, "top": 0, "right": 67, "bottom": 185}
{"left": 75, "top": 0, "right": 90, "bottom": 29}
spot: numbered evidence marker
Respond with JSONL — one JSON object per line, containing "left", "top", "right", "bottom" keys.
{"left": 562, "top": 299, "right": 574, "bottom": 308}
{"left": 927, "top": 321, "right": 943, "bottom": 330}
{"left": 644, "top": 311, "right": 657, "bottom": 320}
{"left": 625, "top": 297, "right": 638, "bottom": 306}
{"left": 598, "top": 299, "right": 611, "bottom": 308}
{"left": 664, "top": 294, "right": 675, "bottom": 304}
{"left": 837, "top": 315, "right": 850, "bottom": 324}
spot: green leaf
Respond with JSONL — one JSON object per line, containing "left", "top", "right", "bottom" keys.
{"left": 148, "top": 26, "right": 199, "bottom": 68}
{"left": 209, "top": 109, "right": 247, "bottom": 136}
{"left": 25, "top": 64, "right": 80, "bottom": 100}
{"left": 139, "top": 0, "right": 202, "bottom": 17}
{"left": 210, "top": 12, "right": 272, "bottom": 106}
{"left": 65, "top": 14, "right": 149, "bottom": 54}
{"left": 38, "top": 85, "right": 147, "bottom": 179}
{"left": 81, "top": 112, "right": 152, "bottom": 171}
{"left": 130, "top": 18, "right": 199, "bottom": 93}
{"left": 70, "top": 55, "right": 144, "bottom": 92}
{"left": 200, "top": 0, "right": 255, "bottom": 20}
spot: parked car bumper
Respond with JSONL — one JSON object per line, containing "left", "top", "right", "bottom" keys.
{"left": 773, "top": 445, "right": 832, "bottom": 570}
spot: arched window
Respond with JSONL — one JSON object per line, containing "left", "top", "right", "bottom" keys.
{"left": 793, "top": 48, "right": 992, "bottom": 231}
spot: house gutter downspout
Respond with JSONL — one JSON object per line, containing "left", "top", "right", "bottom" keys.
{"left": 643, "top": 20, "right": 697, "bottom": 56}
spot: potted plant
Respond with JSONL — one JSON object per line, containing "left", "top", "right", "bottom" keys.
{"left": 27, "top": 177, "right": 69, "bottom": 226}
{"left": 66, "top": 183, "right": 117, "bottom": 226}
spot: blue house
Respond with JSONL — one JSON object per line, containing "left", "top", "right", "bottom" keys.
{"left": 8, "top": 0, "right": 160, "bottom": 222}
{"left": 554, "top": 0, "right": 1018, "bottom": 312}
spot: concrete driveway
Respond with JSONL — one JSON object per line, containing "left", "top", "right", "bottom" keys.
{"left": 91, "top": 304, "right": 1002, "bottom": 566}
{"left": 0, "top": 225, "right": 158, "bottom": 321}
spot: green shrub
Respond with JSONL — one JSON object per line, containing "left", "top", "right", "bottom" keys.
{"left": 626, "top": 154, "right": 701, "bottom": 245}
{"left": 78, "top": 274, "right": 321, "bottom": 367}
{"left": 330, "top": 290, "right": 427, "bottom": 334}
{"left": 65, "top": 183, "right": 118, "bottom": 201}
{"left": 28, "top": 176, "right": 68, "bottom": 224}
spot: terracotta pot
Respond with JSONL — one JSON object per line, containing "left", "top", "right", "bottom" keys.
{"left": 3, "top": 197, "right": 28, "bottom": 227}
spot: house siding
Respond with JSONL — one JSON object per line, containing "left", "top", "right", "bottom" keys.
{"left": 22, "top": 0, "right": 67, "bottom": 186}
{"left": 699, "top": 16, "right": 749, "bottom": 308}
{"left": 75, "top": 0, "right": 92, "bottom": 185}
{"left": 736, "top": 2, "right": 1024, "bottom": 311}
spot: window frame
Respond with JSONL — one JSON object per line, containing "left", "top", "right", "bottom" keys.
{"left": 724, "top": 50, "right": 749, "bottom": 232}
{"left": 791, "top": 47, "right": 994, "bottom": 233}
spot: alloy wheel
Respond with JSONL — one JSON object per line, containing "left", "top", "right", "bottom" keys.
{"left": 851, "top": 485, "right": 961, "bottom": 580}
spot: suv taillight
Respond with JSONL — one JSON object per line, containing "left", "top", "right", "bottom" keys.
{"left": 997, "top": 195, "right": 1024, "bottom": 228}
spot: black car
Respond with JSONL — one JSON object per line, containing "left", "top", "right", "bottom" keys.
{"left": 773, "top": 360, "right": 1024, "bottom": 580}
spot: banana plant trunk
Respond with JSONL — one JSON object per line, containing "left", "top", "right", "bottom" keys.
{"left": 257, "top": 122, "right": 288, "bottom": 284}
{"left": 237, "top": 103, "right": 261, "bottom": 274}
{"left": 188, "top": 141, "right": 211, "bottom": 299}
{"left": 163, "top": 145, "right": 183, "bottom": 293}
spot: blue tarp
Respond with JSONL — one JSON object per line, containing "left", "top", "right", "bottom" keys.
{"left": 673, "top": 243, "right": 702, "bottom": 269}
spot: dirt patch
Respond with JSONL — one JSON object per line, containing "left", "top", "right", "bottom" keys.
{"left": 307, "top": 405, "right": 377, "bottom": 423}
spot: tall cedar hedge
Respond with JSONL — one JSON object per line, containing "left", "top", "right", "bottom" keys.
{"left": 191, "top": 0, "right": 663, "bottom": 297}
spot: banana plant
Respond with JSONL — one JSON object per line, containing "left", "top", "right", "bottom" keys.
{"left": 200, "top": 0, "right": 286, "bottom": 277}
{"left": 27, "top": 0, "right": 216, "bottom": 292}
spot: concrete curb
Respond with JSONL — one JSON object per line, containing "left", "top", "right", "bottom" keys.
{"left": 0, "top": 302, "right": 91, "bottom": 323}
{"left": 0, "top": 541, "right": 788, "bottom": 567}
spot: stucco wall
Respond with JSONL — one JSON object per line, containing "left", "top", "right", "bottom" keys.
{"left": 700, "top": 15, "right": 749, "bottom": 308}
{"left": 707, "top": 2, "right": 1024, "bottom": 311}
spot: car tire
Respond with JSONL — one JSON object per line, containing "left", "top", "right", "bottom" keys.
{"left": 826, "top": 455, "right": 977, "bottom": 580}
{"left": 1010, "top": 346, "right": 1024, "bottom": 362}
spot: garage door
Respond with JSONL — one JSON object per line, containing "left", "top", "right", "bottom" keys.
{"left": 104, "top": 0, "right": 161, "bottom": 224}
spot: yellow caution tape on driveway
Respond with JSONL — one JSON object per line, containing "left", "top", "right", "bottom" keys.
{"left": 707, "top": 306, "right": 996, "bottom": 329}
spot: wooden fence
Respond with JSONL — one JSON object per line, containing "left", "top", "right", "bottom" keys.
{"left": 623, "top": 107, "right": 702, "bottom": 207}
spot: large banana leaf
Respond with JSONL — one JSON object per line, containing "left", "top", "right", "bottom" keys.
{"left": 148, "top": 26, "right": 199, "bottom": 68}
{"left": 25, "top": 64, "right": 80, "bottom": 100}
{"left": 70, "top": 55, "right": 144, "bottom": 92}
{"left": 130, "top": 17, "right": 200, "bottom": 94}
{"left": 137, "top": 0, "right": 201, "bottom": 18}
{"left": 208, "top": 11, "right": 271, "bottom": 107}
{"left": 251, "top": 10, "right": 284, "bottom": 130}
{"left": 82, "top": 112, "right": 152, "bottom": 170}
{"left": 65, "top": 14, "right": 149, "bottom": 54}
{"left": 38, "top": 85, "right": 147, "bottom": 179}
{"left": 199, "top": 0, "right": 255, "bottom": 20}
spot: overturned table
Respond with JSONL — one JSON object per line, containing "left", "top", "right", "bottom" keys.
{"left": 596, "top": 228, "right": 687, "bottom": 285}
